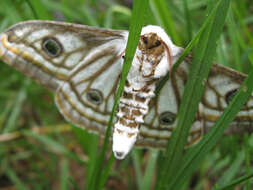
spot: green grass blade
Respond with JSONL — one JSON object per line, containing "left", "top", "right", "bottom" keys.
{"left": 72, "top": 127, "right": 99, "bottom": 190}
{"left": 23, "top": 131, "right": 86, "bottom": 165}
{"left": 98, "top": 154, "right": 115, "bottom": 189}
{"left": 25, "top": 0, "right": 39, "bottom": 19}
{"left": 60, "top": 159, "right": 69, "bottom": 190}
{"left": 3, "top": 80, "right": 28, "bottom": 133}
{"left": 0, "top": 1, "right": 23, "bottom": 23}
{"left": 183, "top": 0, "right": 192, "bottom": 42}
{"left": 227, "top": 7, "right": 241, "bottom": 71}
{"left": 244, "top": 134, "right": 251, "bottom": 189}
{"left": 214, "top": 172, "right": 253, "bottom": 190}
{"left": 215, "top": 151, "right": 244, "bottom": 188}
{"left": 71, "top": 126, "right": 99, "bottom": 186}
{"left": 25, "top": 0, "right": 52, "bottom": 20}
{"left": 132, "top": 149, "right": 159, "bottom": 190}
{"left": 104, "top": 7, "right": 113, "bottom": 28}
{"left": 140, "top": 150, "right": 159, "bottom": 190}
{"left": 104, "top": 5, "right": 131, "bottom": 28}
{"left": 132, "top": 149, "right": 142, "bottom": 189}
{"left": 6, "top": 167, "right": 29, "bottom": 190}
{"left": 156, "top": 0, "right": 231, "bottom": 189}
{"left": 233, "top": 4, "right": 253, "bottom": 65}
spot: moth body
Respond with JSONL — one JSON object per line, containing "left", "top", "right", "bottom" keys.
{"left": 113, "top": 25, "right": 176, "bottom": 159}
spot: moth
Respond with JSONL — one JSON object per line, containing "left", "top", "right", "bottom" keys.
{"left": 0, "top": 20, "right": 252, "bottom": 159}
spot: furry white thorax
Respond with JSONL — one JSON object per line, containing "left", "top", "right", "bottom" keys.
{"left": 141, "top": 25, "right": 182, "bottom": 78}
{"left": 113, "top": 25, "right": 182, "bottom": 159}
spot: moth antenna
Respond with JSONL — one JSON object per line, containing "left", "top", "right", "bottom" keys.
{"left": 161, "top": 40, "right": 173, "bottom": 80}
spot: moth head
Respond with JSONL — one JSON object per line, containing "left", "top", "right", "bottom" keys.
{"left": 112, "top": 127, "right": 138, "bottom": 159}
{"left": 139, "top": 33, "right": 164, "bottom": 55}
{"left": 138, "top": 25, "right": 182, "bottom": 78}
{"left": 140, "top": 25, "right": 181, "bottom": 57}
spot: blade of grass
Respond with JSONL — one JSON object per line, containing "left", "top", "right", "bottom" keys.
{"left": 208, "top": 153, "right": 230, "bottom": 176}
{"left": 140, "top": 150, "right": 159, "bottom": 190}
{"left": 233, "top": 3, "right": 253, "bottom": 47}
{"left": 156, "top": 0, "right": 231, "bottom": 189}
{"left": 87, "top": 1, "right": 149, "bottom": 189}
{"left": 0, "top": 1, "right": 23, "bottom": 23}
{"left": 98, "top": 154, "right": 115, "bottom": 189}
{"left": 40, "top": 0, "right": 98, "bottom": 26}
{"left": 233, "top": 4, "right": 253, "bottom": 65}
{"left": 216, "top": 35, "right": 230, "bottom": 67}
{"left": 104, "top": 7, "right": 113, "bottom": 28}
{"left": 104, "top": 5, "right": 131, "bottom": 28}
{"left": 244, "top": 134, "right": 251, "bottom": 189}
{"left": 72, "top": 127, "right": 99, "bottom": 190}
{"left": 214, "top": 172, "right": 253, "bottom": 190}
{"left": 227, "top": 7, "right": 242, "bottom": 71}
{"left": 25, "top": 0, "right": 53, "bottom": 20}
{"left": 0, "top": 18, "right": 9, "bottom": 32}
{"left": 3, "top": 79, "right": 28, "bottom": 133}
{"left": 132, "top": 149, "right": 143, "bottom": 189}
{"left": 6, "top": 167, "right": 29, "bottom": 190}
{"left": 166, "top": 0, "right": 186, "bottom": 28}
{"left": 183, "top": 0, "right": 192, "bottom": 42}
{"left": 132, "top": 149, "right": 158, "bottom": 190}
{"left": 72, "top": 126, "right": 98, "bottom": 180}
{"left": 60, "top": 159, "right": 69, "bottom": 190}
{"left": 215, "top": 151, "right": 244, "bottom": 188}
{"left": 23, "top": 131, "right": 86, "bottom": 165}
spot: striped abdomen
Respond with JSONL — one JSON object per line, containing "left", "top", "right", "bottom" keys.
{"left": 112, "top": 80, "right": 156, "bottom": 159}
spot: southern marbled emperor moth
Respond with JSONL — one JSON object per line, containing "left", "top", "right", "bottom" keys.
{"left": 0, "top": 20, "right": 252, "bottom": 159}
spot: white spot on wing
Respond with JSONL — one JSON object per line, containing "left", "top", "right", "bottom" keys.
{"left": 26, "top": 29, "right": 51, "bottom": 43}
{"left": 90, "top": 59, "right": 121, "bottom": 98}
{"left": 71, "top": 55, "right": 112, "bottom": 84}
{"left": 14, "top": 27, "right": 31, "bottom": 38}
{"left": 158, "top": 79, "right": 178, "bottom": 114}
{"left": 205, "top": 89, "right": 218, "bottom": 108}
{"left": 209, "top": 75, "right": 240, "bottom": 96}
{"left": 55, "top": 33, "right": 85, "bottom": 52}
{"left": 65, "top": 52, "right": 83, "bottom": 68}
